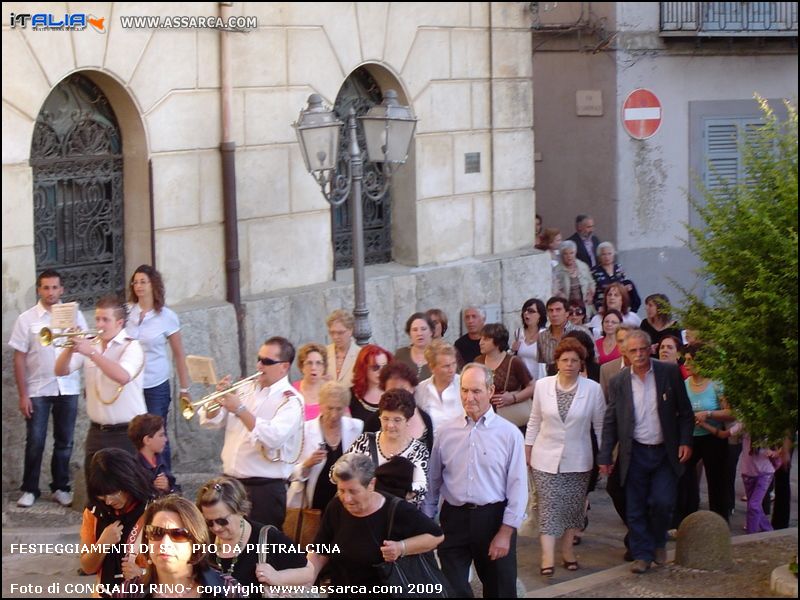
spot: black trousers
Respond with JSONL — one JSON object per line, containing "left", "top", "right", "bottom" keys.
{"left": 238, "top": 477, "right": 287, "bottom": 528}
{"left": 674, "top": 434, "right": 729, "bottom": 527}
{"left": 768, "top": 448, "right": 794, "bottom": 529}
{"left": 85, "top": 425, "right": 136, "bottom": 491}
{"left": 438, "top": 502, "right": 517, "bottom": 599}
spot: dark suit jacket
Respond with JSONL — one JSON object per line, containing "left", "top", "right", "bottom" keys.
{"left": 598, "top": 359, "right": 693, "bottom": 486}
{"left": 567, "top": 232, "right": 601, "bottom": 267}
{"left": 599, "top": 357, "right": 624, "bottom": 402}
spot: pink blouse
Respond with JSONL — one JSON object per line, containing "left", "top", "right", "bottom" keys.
{"left": 292, "top": 380, "right": 321, "bottom": 421}
{"left": 595, "top": 337, "right": 621, "bottom": 365}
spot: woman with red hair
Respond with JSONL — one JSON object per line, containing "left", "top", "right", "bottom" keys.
{"left": 348, "top": 344, "right": 393, "bottom": 423}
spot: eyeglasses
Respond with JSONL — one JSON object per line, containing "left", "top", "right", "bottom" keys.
{"left": 146, "top": 526, "right": 193, "bottom": 543}
{"left": 569, "top": 310, "right": 585, "bottom": 316}
{"left": 369, "top": 364, "right": 385, "bottom": 372}
{"left": 379, "top": 416, "right": 406, "bottom": 425}
{"left": 98, "top": 491, "right": 123, "bottom": 504}
{"left": 204, "top": 515, "right": 233, "bottom": 528}
{"left": 524, "top": 307, "right": 538, "bottom": 314}
{"left": 257, "top": 356, "right": 288, "bottom": 366}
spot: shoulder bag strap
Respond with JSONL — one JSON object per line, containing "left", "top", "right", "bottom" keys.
{"left": 368, "top": 432, "right": 379, "bottom": 463}
{"left": 503, "top": 354, "right": 513, "bottom": 392}
{"left": 385, "top": 495, "right": 401, "bottom": 540}
{"left": 258, "top": 524, "right": 273, "bottom": 564}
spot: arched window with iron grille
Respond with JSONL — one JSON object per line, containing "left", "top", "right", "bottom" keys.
{"left": 30, "top": 74, "right": 124, "bottom": 307}
{"left": 332, "top": 67, "right": 392, "bottom": 269}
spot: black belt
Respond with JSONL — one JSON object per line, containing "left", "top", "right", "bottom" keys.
{"left": 447, "top": 500, "right": 506, "bottom": 510}
{"left": 236, "top": 477, "right": 285, "bottom": 486}
{"left": 90, "top": 422, "right": 129, "bottom": 432}
{"left": 633, "top": 440, "right": 664, "bottom": 448}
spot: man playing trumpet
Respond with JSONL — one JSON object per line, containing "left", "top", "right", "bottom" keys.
{"left": 55, "top": 295, "right": 146, "bottom": 483}
{"left": 200, "top": 336, "right": 304, "bottom": 528}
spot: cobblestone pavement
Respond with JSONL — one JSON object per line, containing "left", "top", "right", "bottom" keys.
{"left": 3, "top": 463, "right": 797, "bottom": 598}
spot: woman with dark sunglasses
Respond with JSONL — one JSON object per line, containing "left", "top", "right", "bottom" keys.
{"left": 114, "top": 495, "right": 245, "bottom": 598}
{"left": 81, "top": 449, "right": 155, "bottom": 597}
{"left": 195, "top": 477, "right": 306, "bottom": 598}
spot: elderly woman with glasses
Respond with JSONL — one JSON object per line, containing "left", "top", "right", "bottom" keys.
{"left": 115, "top": 495, "right": 245, "bottom": 598}
{"left": 194, "top": 477, "right": 307, "bottom": 598}
{"left": 80, "top": 448, "right": 155, "bottom": 595}
{"left": 348, "top": 389, "right": 430, "bottom": 506}
{"left": 256, "top": 453, "right": 443, "bottom": 590}
{"left": 553, "top": 241, "right": 596, "bottom": 318}
{"left": 292, "top": 342, "right": 329, "bottom": 421}
{"left": 290, "top": 382, "right": 364, "bottom": 510}
{"left": 591, "top": 241, "right": 641, "bottom": 313}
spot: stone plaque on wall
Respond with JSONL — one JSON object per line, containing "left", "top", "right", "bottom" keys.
{"left": 576, "top": 90, "right": 603, "bottom": 116}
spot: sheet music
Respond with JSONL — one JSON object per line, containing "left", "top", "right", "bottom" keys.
{"left": 50, "top": 302, "right": 78, "bottom": 330}
{"left": 186, "top": 355, "right": 218, "bottom": 385}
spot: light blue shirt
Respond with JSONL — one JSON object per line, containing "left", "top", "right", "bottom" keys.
{"left": 126, "top": 304, "right": 180, "bottom": 388}
{"left": 423, "top": 408, "right": 527, "bottom": 529}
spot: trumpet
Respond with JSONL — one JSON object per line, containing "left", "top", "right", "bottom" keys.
{"left": 181, "top": 372, "right": 261, "bottom": 420}
{"left": 39, "top": 327, "right": 103, "bottom": 347}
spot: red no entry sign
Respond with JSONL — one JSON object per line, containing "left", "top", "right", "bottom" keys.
{"left": 622, "top": 89, "right": 662, "bottom": 140}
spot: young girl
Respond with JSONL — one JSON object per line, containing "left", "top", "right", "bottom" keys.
{"left": 699, "top": 418, "right": 778, "bottom": 533}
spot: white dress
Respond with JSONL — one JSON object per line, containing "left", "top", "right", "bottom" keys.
{"left": 513, "top": 327, "right": 546, "bottom": 380}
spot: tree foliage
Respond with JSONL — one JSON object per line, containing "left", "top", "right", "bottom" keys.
{"left": 681, "top": 97, "right": 797, "bottom": 444}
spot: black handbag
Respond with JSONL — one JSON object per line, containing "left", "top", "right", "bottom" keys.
{"left": 374, "top": 496, "right": 452, "bottom": 598}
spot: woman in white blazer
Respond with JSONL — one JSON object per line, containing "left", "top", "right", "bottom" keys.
{"left": 288, "top": 381, "right": 363, "bottom": 510}
{"left": 524, "top": 338, "right": 605, "bottom": 577}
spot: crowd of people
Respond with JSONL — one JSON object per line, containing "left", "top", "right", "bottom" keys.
{"left": 9, "top": 214, "right": 795, "bottom": 597}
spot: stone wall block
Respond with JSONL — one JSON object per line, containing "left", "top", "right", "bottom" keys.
{"left": 245, "top": 89, "right": 312, "bottom": 146}
{"left": 2, "top": 105, "right": 35, "bottom": 165}
{"left": 129, "top": 31, "right": 197, "bottom": 112}
{"left": 492, "top": 129, "right": 534, "bottom": 191}
{"left": 236, "top": 146, "right": 290, "bottom": 219}
{"left": 2, "top": 166, "right": 34, "bottom": 248}
{"left": 155, "top": 226, "right": 226, "bottom": 303}
{"left": 451, "top": 29, "right": 490, "bottom": 79}
{"left": 501, "top": 252, "right": 552, "bottom": 314}
{"left": 401, "top": 29, "right": 451, "bottom": 101}
{"left": 288, "top": 28, "right": 345, "bottom": 103}
{"left": 492, "top": 189, "right": 536, "bottom": 254}
{"left": 2, "top": 30, "right": 52, "bottom": 120}
{"left": 147, "top": 91, "right": 221, "bottom": 153}
{"left": 415, "top": 81, "right": 472, "bottom": 135}
{"left": 151, "top": 153, "right": 201, "bottom": 229}
{"left": 416, "top": 135, "right": 454, "bottom": 199}
{"left": 356, "top": 3, "right": 390, "bottom": 62}
{"left": 491, "top": 31, "right": 532, "bottom": 79}
{"left": 417, "top": 197, "right": 474, "bottom": 265}
{"left": 230, "top": 28, "right": 287, "bottom": 88}
{"left": 245, "top": 213, "right": 332, "bottom": 295}
{"left": 492, "top": 80, "right": 533, "bottom": 129}
{"left": 72, "top": 3, "right": 111, "bottom": 68}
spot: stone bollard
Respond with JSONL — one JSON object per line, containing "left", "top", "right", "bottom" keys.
{"left": 674, "top": 510, "right": 733, "bottom": 570}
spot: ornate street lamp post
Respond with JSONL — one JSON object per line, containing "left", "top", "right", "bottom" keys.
{"left": 294, "top": 90, "right": 417, "bottom": 345}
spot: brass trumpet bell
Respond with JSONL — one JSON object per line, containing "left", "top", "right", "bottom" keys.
{"left": 181, "top": 372, "right": 261, "bottom": 420}
{"left": 39, "top": 327, "right": 103, "bottom": 347}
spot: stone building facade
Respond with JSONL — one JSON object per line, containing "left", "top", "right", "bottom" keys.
{"left": 2, "top": 3, "right": 548, "bottom": 489}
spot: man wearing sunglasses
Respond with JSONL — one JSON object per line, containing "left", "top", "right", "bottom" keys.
{"left": 200, "top": 336, "right": 303, "bottom": 528}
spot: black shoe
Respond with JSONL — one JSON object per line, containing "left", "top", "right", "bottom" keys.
{"left": 623, "top": 549, "right": 634, "bottom": 562}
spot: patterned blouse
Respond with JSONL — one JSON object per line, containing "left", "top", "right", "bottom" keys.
{"left": 347, "top": 432, "right": 430, "bottom": 506}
